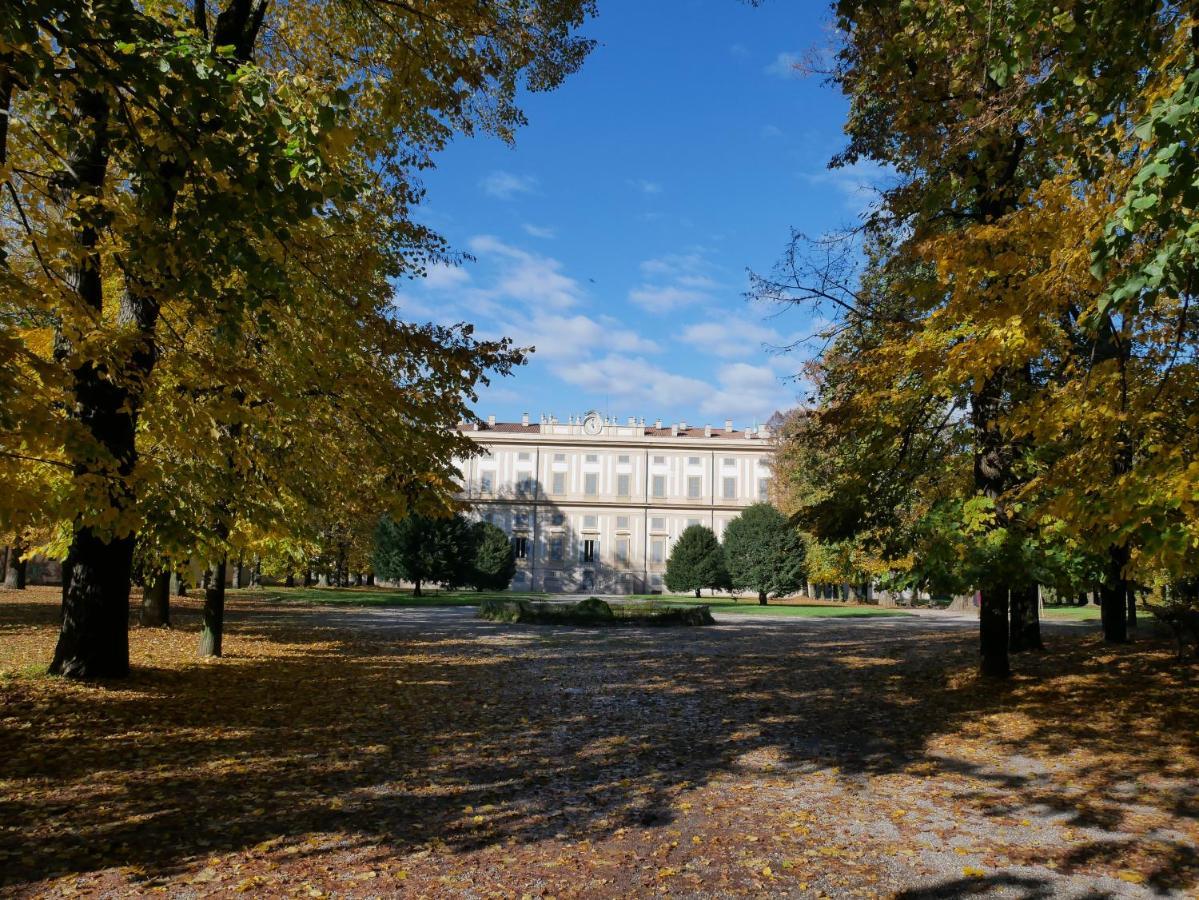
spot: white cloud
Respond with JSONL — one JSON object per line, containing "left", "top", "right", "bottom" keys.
{"left": 729, "top": 43, "right": 749, "bottom": 58}
{"left": 421, "top": 261, "right": 471, "bottom": 290}
{"left": 761, "top": 124, "right": 784, "bottom": 139}
{"left": 629, "top": 251, "right": 721, "bottom": 313}
{"left": 479, "top": 170, "right": 538, "bottom": 199}
{"left": 522, "top": 223, "right": 556, "bottom": 239}
{"left": 554, "top": 354, "right": 710, "bottom": 410}
{"left": 700, "top": 362, "right": 796, "bottom": 419}
{"left": 802, "top": 159, "right": 895, "bottom": 217}
{"left": 680, "top": 319, "right": 786, "bottom": 357}
{"left": 630, "top": 178, "right": 662, "bottom": 195}
{"left": 766, "top": 51, "right": 803, "bottom": 79}
{"left": 467, "top": 235, "right": 583, "bottom": 310}
{"left": 503, "top": 314, "right": 660, "bottom": 361}
{"left": 628, "top": 284, "right": 709, "bottom": 313}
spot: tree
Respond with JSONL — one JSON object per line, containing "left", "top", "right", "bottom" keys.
{"left": 469, "top": 521, "right": 517, "bottom": 592}
{"left": 373, "top": 514, "right": 473, "bottom": 597}
{"left": 723, "top": 504, "right": 806, "bottom": 605}
{"left": 1, "top": 0, "right": 595, "bottom": 677}
{"left": 664, "top": 525, "right": 730, "bottom": 599}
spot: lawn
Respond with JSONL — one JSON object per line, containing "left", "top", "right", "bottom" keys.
{"left": 2, "top": 587, "right": 1197, "bottom": 896}
{"left": 651, "top": 598, "right": 912, "bottom": 618}
{"left": 250, "top": 586, "right": 548, "bottom": 607}
{"left": 1042, "top": 603, "right": 1103, "bottom": 621}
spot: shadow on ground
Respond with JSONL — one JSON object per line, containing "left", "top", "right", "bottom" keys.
{"left": 1, "top": 589, "right": 1197, "bottom": 895}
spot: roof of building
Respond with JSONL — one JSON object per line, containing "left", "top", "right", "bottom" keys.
{"left": 457, "top": 422, "right": 771, "bottom": 440}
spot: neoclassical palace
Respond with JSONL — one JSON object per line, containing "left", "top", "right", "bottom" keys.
{"left": 456, "top": 411, "right": 775, "bottom": 594}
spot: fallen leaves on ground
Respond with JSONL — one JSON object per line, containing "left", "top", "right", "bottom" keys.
{"left": 2, "top": 587, "right": 1197, "bottom": 897}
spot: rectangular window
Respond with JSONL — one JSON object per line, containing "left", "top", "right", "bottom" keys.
{"left": 553, "top": 452, "right": 566, "bottom": 462}
{"left": 584, "top": 473, "right": 599, "bottom": 496}
{"left": 723, "top": 477, "right": 737, "bottom": 499}
{"left": 617, "top": 473, "right": 631, "bottom": 497}
{"left": 616, "top": 515, "right": 630, "bottom": 531}
{"left": 481, "top": 472, "right": 496, "bottom": 493}
{"left": 758, "top": 477, "right": 770, "bottom": 501}
{"left": 583, "top": 514, "right": 598, "bottom": 530}
{"left": 513, "top": 537, "right": 528, "bottom": 559}
{"left": 651, "top": 516, "right": 666, "bottom": 532}
{"left": 653, "top": 455, "right": 665, "bottom": 465}
{"left": 514, "top": 512, "right": 528, "bottom": 529}
{"left": 687, "top": 476, "right": 702, "bottom": 498}
{"left": 550, "top": 513, "right": 565, "bottom": 526}
{"left": 650, "top": 539, "right": 665, "bottom": 563}
{"left": 516, "top": 477, "right": 534, "bottom": 496}
{"left": 518, "top": 451, "right": 531, "bottom": 461}
{"left": 582, "top": 539, "right": 597, "bottom": 563}
{"left": 652, "top": 474, "right": 666, "bottom": 498}
{"left": 687, "top": 518, "right": 701, "bottom": 528}
{"left": 549, "top": 536, "right": 564, "bottom": 561}
{"left": 688, "top": 456, "right": 701, "bottom": 467}
{"left": 585, "top": 453, "right": 598, "bottom": 463}
{"left": 551, "top": 472, "right": 566, "bottom": 495}
{"left": 723, "top": 457, "right": 736, "bottom": 467}
{"left": 615, "top": 538, "right": 630, "bottom": 563}
{"left": 618, "top": 454, "right": 630, "bottom": 464}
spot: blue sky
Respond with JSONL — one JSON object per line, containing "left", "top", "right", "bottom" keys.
{"left": 395, "top": 0, "right": 883, "bottom": 429}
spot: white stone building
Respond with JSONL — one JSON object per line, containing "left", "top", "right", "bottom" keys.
{"left": 456, "top": 411, "right": 775, "bottom": 594}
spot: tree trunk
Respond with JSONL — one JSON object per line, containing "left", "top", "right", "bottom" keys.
{"left": 1100, "top": 544, "right": 1130, "bottom": 644}
{"left": 694, "top": 588, "right": 701, "bottom": 598}
{"left": 140, "top": 567, "right": 171, "bottom": 627}
{"left": 758, "top": 590, "right": 767, "bottom": 605}
{"left": 232, "top": 553, "right": 244, "bottom": 590}
{"left": 366, "top": 573, "right": 375, "bottom": 586}
{"left": 1126, "top": 586, "right": 1137, "bottom": 629}
{"left": 199, "top": 557, "right": 227, "bottom": 658}
{"left": 4, "top": 543, "right": 26, "bottom": 589}
{"left": 1077, "top": 591, "right": 1088, "bottom": 607}
{"left": 354, "top": 572, "right": 363, "bottom": 587}
{"left": 285, "top": 572, "right": 295, "bottom": 587}
{"left": 1009, "top": 583, "right": 1042, "bottom": 652}
{"left": 413, "top": 579, "right": 422, "bottom": 598}
{"left": 249, "top": 557, "right": 261, "bottom": 588}
{"left": 50, "top": 531, "right": 133, "bottom": 678}
{"left": 303, "top": 568, "right": 313, "bottom": 587}
{"left": 979, "top": 585, "right": 1011, "bottom": 678}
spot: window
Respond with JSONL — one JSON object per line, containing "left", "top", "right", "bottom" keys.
{"left": 652, "top": 455, "right": 665, "bottom": 465}
{"left": 584, "top": 473, "right": 598, "bottom": 496}
{"left": 616, "top": 515, "right": 630, "bottom": 531}
{"left": 687, "top": 476, "right": 702, "bottom": 498}
{"left": 618, "top": 454, "right": 630, "bottom": 464}
{"left": 723, "top": 457, "right": 736, "bottom": 467}
{"left": 687, "top": 518, "right": 701, "bottom": 528}
{"left": 553, "top": 452, "right": 566, "bottom": 462}
{"left": 651, "top": 516, "right": 666, "bottom": 532}
{"left": 582, "top": 539, "right": 597, "bottom": 563}
{"left": 516, "top": 477, "right": 535, "bottom": 496}
{"left": 615, "top": 538, "right": 630, "bottom": 563}
{"left": 650, "top": 539, "right": 665, "bottom": 563}
{"left": 481, "top": 512, "right": 494, "bottom": 525}
{"left": 758, "top": 477, "right": 770, "bottom": 501}
{"left": 550, "top": 513, "right": 565, "bottom": 526}
{"left": 652, "top": 474, "right": 666, "bottom": 498}
{"left": 585, "top": 453, "right": 599, "bottom": 463}
{"left": 617, "top": 473, "right": 631, "bottom": 497}
{"left": 518, "top": 451, "right": 531, "bottom": 461}
{"left": 551, "top": 472, "right": 566, "bottom": 495}
{"left": 688, "top": 456, "right": 701, "bottom": 466}
{"left": 723, "top": 477, "right": 737, "bottom": 499}
{"left": 583, "top": 514, "right": 598, "bottom": 530}
{"left": 514, "top": 512, "right": 528, "bottom": 529}
{"left": 549, "top": 536, "right": 565, "bottom": 561}
{"left": 513, "top": 537, "right": 528, "bottom": 559}
{"left": 479, "top": 471, "right": 494, "bottom": 493}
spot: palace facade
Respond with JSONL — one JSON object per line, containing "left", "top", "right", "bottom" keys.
{"left": 456, "top": 411, "right": 775, "bottom": 594}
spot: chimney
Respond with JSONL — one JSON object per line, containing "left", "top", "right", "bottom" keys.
{"left": 655, "top": 418, "right": 662, "bottom": 429}
{"left": 704, "top": 424, "right": 712, "bottom": 437}
{"left": 487, "top": 414, "right": 496, "bottom": 428}
{"left": 521, "top": 412, "right": 529, "bottom": 427}
{"left": 671, "top": 423, "right": 679, "bottom": 436}
{"left": 744, "top": 427, "right": 754, "bottom": 439}
{"left": 724, "top": 419, "right": 733, "bottom": 432}
{"left": 627, "top": 416, "right": 635, "bottom": 426}
{"left": 679, "top": 420, "right": 688, "bottom": 432}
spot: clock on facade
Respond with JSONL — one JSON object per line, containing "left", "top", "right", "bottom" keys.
{"left": 582, "top": 412, "right": 603, "bottom": 435}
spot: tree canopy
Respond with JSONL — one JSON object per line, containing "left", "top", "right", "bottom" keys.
{"left": 723, "top": 503, "right": 806, "bottom": 605}
{"left": 664, "top": 525, "right": 730, "bottom": 599}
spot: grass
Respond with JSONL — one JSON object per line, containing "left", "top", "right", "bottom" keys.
{"left": 647, "top": 598, "right": 912, "bottom": 618}
{"left": 251, "top": 586, "right": 548, "bottom": 608}
{"left": 1042, "top": 604, "right": 1103, "bottom": 621}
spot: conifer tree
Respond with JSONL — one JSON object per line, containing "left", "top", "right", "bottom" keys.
{"left": 664, "top": 525, "right": 730, "bottom": 599}
{"left": 469, "top": 522, "right": 517, "bottom": 592}
{"left": 723, "top": 504, "right": 806, "bottom": 605}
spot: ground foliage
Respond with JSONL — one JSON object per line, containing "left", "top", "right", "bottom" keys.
{"left": 2, "top": 588, "right": 1198, "bottom": 897}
